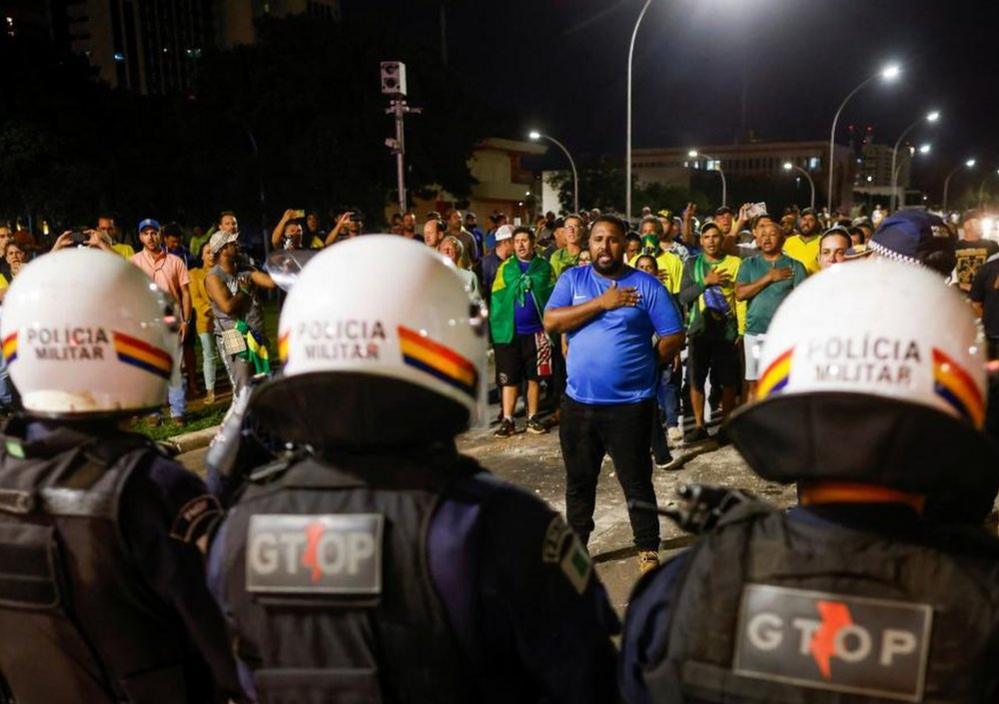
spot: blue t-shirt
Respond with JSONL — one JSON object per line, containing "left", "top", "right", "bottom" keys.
{"left": 513, "top": 259, "right": 544, "bottom": 335}
{"left": 546, "top": 266, "right": 684, "bottom": 404}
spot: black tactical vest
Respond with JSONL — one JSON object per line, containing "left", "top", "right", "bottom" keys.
{"left": 221, "top": 448, "right": 479, "bottom": 704}
{"left": 0, "top": 424, "right": 210, "bottom": 704}
{"left": 643, "top": 503, "right": 999, "bottom": 703}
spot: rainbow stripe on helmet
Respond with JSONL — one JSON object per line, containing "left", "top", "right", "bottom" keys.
{"left": 756, "top": 347, "right": 793, "bottom": 400}
{"left": 2, "top": 333, "right": 16, "bottom": 364}
{"left": 398, "top": 325, "right": 478, "bottom": 400}
{"left": 932, "top": 347, "right": 984, "bottom": 428}
{"left": 113, "top": 331, "right": 172, "bottom": 380}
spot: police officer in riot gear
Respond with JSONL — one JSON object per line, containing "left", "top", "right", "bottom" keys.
{"left": 207, "top": 236, "right": 620, "bottom": 703}
{"left": 0, "top": 249, "right": 244, "bottom": 703}
{"left": 620, "top": 258, "right": 999, "bottom": 703}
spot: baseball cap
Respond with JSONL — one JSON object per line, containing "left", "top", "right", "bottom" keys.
{"left": 137, "top": 218, "right": 160, "bottom": 233}
{"left": 494, "top": 225, "right": 514, "bottom": 242}
{"left": 209, "top": 230, "right": 239, "bottom": 255}
{"left": 868, "top": 210, "right": 955, "bottom": 276}
{"left": 714, "top": 206, "right": 734, "bottom": 216}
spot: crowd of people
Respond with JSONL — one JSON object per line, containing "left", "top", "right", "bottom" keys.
{"left": 1, "top": 197, "right": 998, "bottom": 701}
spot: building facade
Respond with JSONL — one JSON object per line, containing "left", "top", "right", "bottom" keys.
{"left": 631, "top": 140, "right": 855, "bottom": 209}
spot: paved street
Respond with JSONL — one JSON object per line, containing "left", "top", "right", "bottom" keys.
{"left": 179, "top": 420, "right": 796, "bottom": 615}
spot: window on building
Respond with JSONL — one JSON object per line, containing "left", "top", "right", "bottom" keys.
{"left": 809, "top": 157, "right": 820, "bottom": 170}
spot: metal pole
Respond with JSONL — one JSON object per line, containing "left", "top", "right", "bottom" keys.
{"left": 541, "top": 134, "right": 579, "bottom": 214}
{"left": 700, "top": 153, "right": 726, "bottom": 207}
{"left": 626, "top": 0, "right": 654, "bottom": 223}
{"left": 790, "top": 165, "right": 816, "bottom": 210}
{"left": 889, "top": 118, "right": 919, "bottom": 211}
{"left": 943, "top": 168, "right": 956, "bottom": 213}
{"left": 394, "top": 100, "right": 407, "bottom": 215}
{"left": 828, "top": 75, "right": 875, "bottom": 211}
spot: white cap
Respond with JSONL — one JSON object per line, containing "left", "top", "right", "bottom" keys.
{"left": 494, "top": 225, "right": 514, "bottom": 242}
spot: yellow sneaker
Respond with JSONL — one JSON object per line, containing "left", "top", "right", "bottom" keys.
{"left": 638, "top": 550, "right": 660, "bottom": 575}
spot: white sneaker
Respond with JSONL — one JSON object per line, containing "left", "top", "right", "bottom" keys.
{"left": 667, "top": 426, "right": 684, "bottom": 447}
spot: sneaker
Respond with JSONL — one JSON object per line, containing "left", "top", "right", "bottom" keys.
{"left": 687, "top": 426, "right": 710, "bottom": 443}
{"left": 526, "top": 416, "right": 549, "bottom": 434}
{"left": 667, "top": 426, "right": 684, "bottom": 447}
{"left": 653, "top": 451, "right": 673, "bottom": 468}
{"left": 638, "top": 550, "right": 660, "bottom": 575}
{"left": 204, "top": 390, "right": 215, "bottom": 405}
{"left": 493, "top": 418, "right": 516, "bottom": 438}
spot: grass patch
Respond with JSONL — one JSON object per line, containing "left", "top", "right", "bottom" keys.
{"left": 132, "top": 404, "right": 229, "bottom": 442}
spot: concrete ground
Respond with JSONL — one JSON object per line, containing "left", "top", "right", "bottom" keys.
{"left": 179, "top": 418, "right": 796, "bottom": 615}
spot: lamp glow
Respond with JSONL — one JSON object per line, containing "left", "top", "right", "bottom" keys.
{"left": 926, "top": 111, "right": 940, "bottom": 122}
{"left": 918, "top": 144, "right": 931, "bottom": 154}
{"left": 528, "top": 131, "right": 541, "bottom": 140}
{"left": 967, "top": 159, "right": 977, "bottom": 168}
{"left": 881, "top": 63, "right": 901, "bottom": 80}
{"left": 688, "top": 149, "right": 698, "bottom": 158}
{"left": 782, "top": 161, "right": 793, "bottom": 170}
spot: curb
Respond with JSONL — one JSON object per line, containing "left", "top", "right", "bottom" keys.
{"left": 159, "top": 425, "right": 222, "bottom": 455}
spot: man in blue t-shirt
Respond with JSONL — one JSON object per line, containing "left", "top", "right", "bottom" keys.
{"left": 544, "top": 215, "right": 685, "bottom": 575}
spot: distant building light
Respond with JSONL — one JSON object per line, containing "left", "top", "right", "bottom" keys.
{"left": 866, "top": 176, "right": 873, "bottom": 182}
{"left": 162, "top": 47, "right": 169, "bottom": 53}
{"left": 808, "top": 157, "right": 820, "bottom": 170}
{"left": 113, "top": 52, "right": 126, "bottom": 62}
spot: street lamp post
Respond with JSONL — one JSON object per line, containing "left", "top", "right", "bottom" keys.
{"left": 529, "top": 130, "right": 579, "bottom": 214}
{"left": 890, "top": 110, "right": 939, "bottom": 211}
{"left": 827, "top": 63, "right": 900, "bottom": 211}
{"left": 689, "top": 150, "right": 726, "bottom": 207}
{"left": 892, "top": 144, "right": 931, "bottom": 208}
{"left": 943, "top": 159, "right": 976, "bottom": 213}
{"left": 626, "top": 0, "right": 654, "bottom": 223}
{"left": 783, "top": 161, "right": 815, "bottom": 210}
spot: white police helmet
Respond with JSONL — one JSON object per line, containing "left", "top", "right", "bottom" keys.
{"left": 250, "top": 235, "right": 487, "bottom": 447}
{"left": 1, "top": 249, "right": 174, "bottom": 416}
{"left": 726, "top": 258, "right": 998, "bottom": 520}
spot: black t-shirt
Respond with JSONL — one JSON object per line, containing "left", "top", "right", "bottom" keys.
{"left": 971, "top": 257, "right": 999, "bottom": 338}
{"left": 955, "top": 239, "right": 999, "bottom": 290}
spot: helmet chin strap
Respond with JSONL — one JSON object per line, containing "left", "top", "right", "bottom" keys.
{"left": 799, "top": 481, "right": 925, "bottom": 514}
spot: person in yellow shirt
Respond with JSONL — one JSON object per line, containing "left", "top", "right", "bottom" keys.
{"left": 188, "top": 242, "right": 219, "bottom": 404}
{"left": 782, "top": 207, "right": 821, "bottom": 274}
{"left": 96, "top": 215, "right": 135, "bottom": 259}
{"left": 678, "top": 223, "right": 742, "bottom": 442}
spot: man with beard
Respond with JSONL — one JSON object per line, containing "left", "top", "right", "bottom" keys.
{"left": 544, "top": 215, "right": 685, "bottom": 574}
{"left": 783, "top": 207, "right": 822, "bottom": 274}
{"left": 400, "top": 212, "right": 419, "bottom": 240}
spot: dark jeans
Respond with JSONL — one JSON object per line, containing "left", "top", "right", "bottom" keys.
{"left": 559, "top": 397, "right": 660, "bottom": 552}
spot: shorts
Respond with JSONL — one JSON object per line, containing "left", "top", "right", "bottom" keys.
{"left": 743, "top": 332, "right": 766, "bottom": 381}
{"left": 494, "top": 332, "right": 551, "bottom": 386}
{"left": 687, "top": 335, "right": 740, "bottom": 391}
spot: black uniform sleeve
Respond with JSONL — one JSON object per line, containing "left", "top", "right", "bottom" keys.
{"left": 118, "top": 455, "right": 247, "bottom": 703}
{"left": 475, "top": 484, "right": 621, "bottom": 704}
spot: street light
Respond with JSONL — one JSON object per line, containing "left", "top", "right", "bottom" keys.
{"left": 942, "top": 159, "right": 976, "bottom": 213}
{"left": 688, "top": 150, "right": 727, "bottom": 207}
{"left": 783, "top": 161, "right": 816, "bottom": 210}
{"left": 827, "top": 62, "right": 901, "bottom": 210}
{"left": 890, "top": 110, "right": 941, "bottom": 210}
{"left": 528, "top": 130, "right": 579, "bottom": 214}
{"left": 626, "top": 0, "right": 655, "bottom": 223}
{"left": 892, "top": 144, "right": 931, "bottom": 207}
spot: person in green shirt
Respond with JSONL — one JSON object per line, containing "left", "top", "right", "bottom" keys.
{"left": 549, "top": 214, "right": 586, "bottom": 278}
{"left": 678, "top": 222, "right": 741, "bottom": 441}
{"left": 735, "top": 214, "right": 807, "bottom": 398}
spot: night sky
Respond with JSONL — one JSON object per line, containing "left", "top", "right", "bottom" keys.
{"left": 353, "top": 0, "right": 999, "bottom": 191}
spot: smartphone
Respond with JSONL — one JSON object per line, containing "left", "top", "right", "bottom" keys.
{"left": 70, "top": 230, "right": 89, "bottom": 246}
{"left": 291, "top": 209, "right": 306, "bottom": 219}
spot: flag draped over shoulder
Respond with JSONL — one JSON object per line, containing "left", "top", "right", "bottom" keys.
{"left": 490, "top": 256, "right": 556, "bottom": 344}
